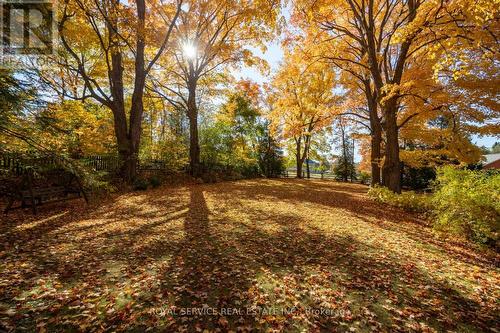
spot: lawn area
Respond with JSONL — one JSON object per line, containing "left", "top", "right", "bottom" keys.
{"left": 0, "top": 179, "right": 498, "bottom": 332}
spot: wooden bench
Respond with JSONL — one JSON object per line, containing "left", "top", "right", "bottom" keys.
{"left": 3, "top": 169, "right": 88, "bottom": 214}
{"left": 21, "top": 186, "right": 66, "bottom": 203}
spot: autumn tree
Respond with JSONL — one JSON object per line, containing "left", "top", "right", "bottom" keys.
{"left": 36, "top": 101, "right": 115, "bottom": 157}
{"left": 270, "top": 49, "right": 339, "bottom": 178}
{"left": 207, "top": 89, "right": 262, "bottom": 171}
{"left": 336, "top": 83, "right": 382, "bottom": 185}
{"left": 290, "top": 4, "right": 382, "bottom": 185}
{"left": 152, "top": 0, "right": 280, "bottom": 175}
{"left": 355, "top": 54, "right": 497, "bottom": 186}
{"left": 54, "top": 0, "right": 183, "bottom": 181}
{"left": 295, "top": 0, "right": 499, "bottom": 192}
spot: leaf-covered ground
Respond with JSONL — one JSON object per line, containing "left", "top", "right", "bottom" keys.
{"left": 0, "top": 179, "right": 498, "bottom": 332}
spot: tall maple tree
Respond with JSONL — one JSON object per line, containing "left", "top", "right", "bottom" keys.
{"left": 152, "top": 0, "right": 280, "bottom": 175}
{"left": 55, "top": 0, "right": 182, "bottom": 181}
{"left": 295, "top": 0, "right": 499, "bottom": 192}
{"left": 269, "top": 49, "right": 339, "bottom": 178}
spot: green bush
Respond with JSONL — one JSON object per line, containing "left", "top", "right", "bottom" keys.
{"left": 148, "top": 175, "right": 161, "bottom": 188}
{"left": 257, "top": 124, "right": 285, "bottom": 178}
{"left": 432, "top": 166, "right": 499, "bottom": 246}
{"left": 132, "top": 178, "right": 149, "bottom": 191}
{"left": 358, "top": 172, "right": 371, "bottom": 185}
{"left": 401, "top": 164, "right": 436, "bottom": 190}
{"left": 368, "top": 166, "right": 500, "bottom": 247}
{"left": 368, "top": 186, "right": 432, "bottom": 214}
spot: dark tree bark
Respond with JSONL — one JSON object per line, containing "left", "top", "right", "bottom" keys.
{"left": 187, "top": 83, "right": 200, "bottom": 176}
{"left": 295, "top": 137, "right": 303, "bottom": 178}
{"left": 106, "top": 1, "right": 137, "bottom": 182}
{"left": 370, "top": 126, "right": 382, "bottom": 185}
{"left": 107, "top": 0, "right": 146, "bottom": 182}
{"left": 315, "top": 0, "right": 430, "bottom": 193}
{"left": 58, "top": 0, "right": 181, "bottom": 183}
{"left": 373, "top": 2, "right": 416, "bottom": 193}
{"left": 366, "top": 90, "right": 382, "bottom": 186}
{"left": 381, "top": 100, "right": 402, "bottom": 193}
{"left": 298, "top": 134, "right": 312, "bottom": 179}
{"left": 339, "top": 119, "right": 348, "bottom": 182}
{"left": 125, "top": 0, "right": 146, "bottom": 182}
{"left": 306, "top": 145, "right": 310, "bottom": 179}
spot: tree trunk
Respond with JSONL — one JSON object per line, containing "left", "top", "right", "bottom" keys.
{"left": 120, "top": 0, "right": 146, "bottom": 183}
{"left": 266, "top": 133, "right": 272, "bottom": 177}
{"left": 108, "top": 48, "right": 135, "bottom": 182}
{"left": 306, "top": 145, "right": 310, "bottom": 179}
{"left": 107, "top": 0, "right": 144, "bottom": 183}
{"left": 59, "top": 0, "right": 181, "bottom": 184}
{"left": 339, "top": 120, "right": 348, "bottom": 182}
{"left": 112, "top": 109, "right": 137, "bottom": 182}
{"left": 118, "top": 144, "right": 137, "bottom": 183}
{"left": 382, "top": 102, "right": 402, "bottom": 193}
{"left": 187, "top": 84, "right": 200, "bottom": 176}
{"left": 350, "top": 138, "right": 355, "bottom": 182}
{"left": 370, "top": 129, "right": 382, "bottom": 186}
{"left": 363, "top": 80, "right": 381, "bottom": 186}
{"left": 296, "top": 138, "right": 303, "bottom": 178}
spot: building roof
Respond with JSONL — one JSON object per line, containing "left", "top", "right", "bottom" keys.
{"left": 483, "top": 153, "right": 500, "bottom": 165}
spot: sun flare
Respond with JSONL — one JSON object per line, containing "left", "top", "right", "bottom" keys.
{"left": 182, "top": 42, "right": 197, "bottom": 59}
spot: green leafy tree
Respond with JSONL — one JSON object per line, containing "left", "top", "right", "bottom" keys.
{"left": 333, "top": 117, "right": 356, "bottom": 182}
{"left": 492, "top": 142, "right": 500, "bottom": 154}
{"left": 200, "top": 92, "right": 264, "bottom": 177}
{"left": 257, "top": 122, "right": 285, "bottom": 178}
{"left": 0, "top": 67, "right": 38, "bottom": 152}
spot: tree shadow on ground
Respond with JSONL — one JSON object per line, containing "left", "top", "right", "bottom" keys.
{"left": 223, "top": 179, "right": 498, "bottom": 268}
{"left": 151, "top": 187, "right": 498, "bottom": 332}
{"left": 0, "top": 180, "right": 498, "bottom": 332}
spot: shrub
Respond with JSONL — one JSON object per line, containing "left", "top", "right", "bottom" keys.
{"left": 238, "top": 162, "right": 261, "bottom": 178}
{"left": 201, "top": 171, "right": 218, "bottom": 183}
{"left": 368, "top": 186, "right": 432, "bottom": 214}
{"left": 358, "top": 172, "right": 371, "bottom": 185}
{"left": 148, "top": 175, "right": 161, "bottom": 188}
{"left": 401, "top": 164, "right": 436, "bottom": 190}
{"left": 432, "top": 166, "right": 499, "bottom": 246}
{"left": 368, "top": 166, "right": 500, "bottom": 247}
{"left": 333, "top": 157, "right": 356, "bottom": 182}
{"left": 132, "top": 178, "right": 149, "bottom": 191}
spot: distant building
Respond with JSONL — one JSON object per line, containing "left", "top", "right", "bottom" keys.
{"left": 482, "top": 153, "right": 500, "bottom": 169}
